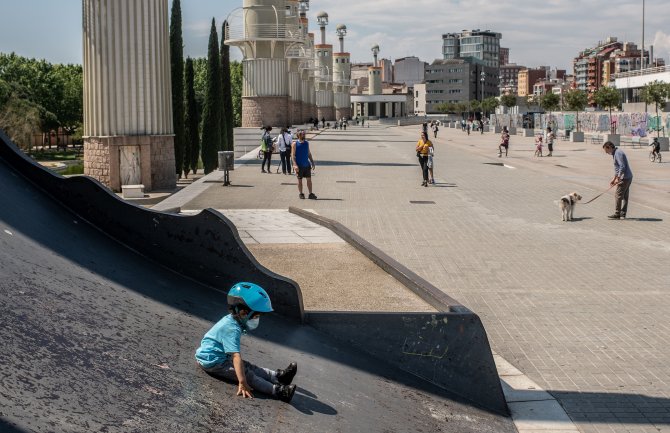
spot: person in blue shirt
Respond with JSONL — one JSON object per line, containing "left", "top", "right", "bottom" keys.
{"left": 195, "top": 282, "right": 297, "bottom": 402}
{"left": 291, "top": 130, "right": 317, "bottom": 200}
{"left": 603, "top": 141, "right": 633, "bottom": 220}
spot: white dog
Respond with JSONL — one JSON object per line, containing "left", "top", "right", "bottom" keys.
{"left": 558, "top": 192, "right": 582, "bottom": 221}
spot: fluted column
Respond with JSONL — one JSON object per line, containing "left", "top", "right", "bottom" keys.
{"left": 83, "top": 0, "right": 175, "bottom": 192}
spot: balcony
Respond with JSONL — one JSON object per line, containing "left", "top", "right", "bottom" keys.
{"left": 225, "top": 7, "right": 305, "bottom": 45}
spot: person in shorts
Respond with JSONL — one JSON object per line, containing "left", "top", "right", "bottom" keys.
{"left": 291, "top": 130, "right": 317, "bottom": 199}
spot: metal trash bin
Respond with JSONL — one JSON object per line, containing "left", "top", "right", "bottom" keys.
{"left": 218, "top": 151, "right": 234, "bottom": 171}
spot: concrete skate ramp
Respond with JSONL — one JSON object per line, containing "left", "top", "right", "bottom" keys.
{"left": 0, "top": 131, "right": 511, "bottom": 429}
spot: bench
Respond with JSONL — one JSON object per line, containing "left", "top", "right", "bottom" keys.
{"left": 121, "top": 184, "right": 145, "bottom": 199}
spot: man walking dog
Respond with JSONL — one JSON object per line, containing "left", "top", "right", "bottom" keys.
{"left": 603, "top": 141, "right": 633, "bottom": 219}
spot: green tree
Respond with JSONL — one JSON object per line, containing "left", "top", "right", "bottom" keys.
{"left": 230, "top": 61, "right": 243, "bottom": 127}
{"left": 593, "top": 86, "right": 621, "bottom": 133}
{"left": 170, "top": 0, "right": 186, "bottom": 177}
{"left": 221, "top": 21, "right": 234, "bottom": 151}
{"left": 184, "top": 58, "right": 199, "bottom": 176}
{"left": 481, "top": 97, "right": 499, "bottom": 117}
{"left": 200, "top": 19, "right": 222, "bottom": 173}
{"left": 468, "top": 99, "right": 481, "bottom": 116}
{"left": 0, "top": 53, "right": 83, "bottom": 136}
{"left": 0, "top": 78, "right": 44, "bottom": 151}
{"left": 540, "top": 92, "right": 560, "bottom": 129}
{"left": 563, "top": 89, "right": 588, "bottom": 132}
{"left": 640, "top": 80, "right": 670, "bottom": 138}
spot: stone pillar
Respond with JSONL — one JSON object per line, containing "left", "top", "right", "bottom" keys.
{"left": 368, "top": 67, "right": 382, "bottom": 95}
{"left": 82, "top": 0, "right": 175, "bottom": 192}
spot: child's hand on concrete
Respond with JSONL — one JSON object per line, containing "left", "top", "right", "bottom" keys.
{"left": 237, "top": 381, "right": 254, "bottom": 399}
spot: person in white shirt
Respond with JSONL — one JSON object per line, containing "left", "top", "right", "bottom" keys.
{"left": 277, "top": 127, "right": 293, "bottom": 175}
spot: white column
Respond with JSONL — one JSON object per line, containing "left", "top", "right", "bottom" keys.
{"left": 83, "top": 0, "right": 173, "bottom": 137}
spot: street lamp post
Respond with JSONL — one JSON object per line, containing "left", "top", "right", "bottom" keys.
{"left": 480, "top": 71, "right": 486, "bottom": 118}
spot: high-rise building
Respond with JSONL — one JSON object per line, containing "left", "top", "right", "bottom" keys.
{"left": 442, "top": 29, "right": 502, "bottom": 68}
{"left": 379, "top": 58, "right": 393, "bottom": 83}
{"left": 424, "top": 58, "right": 499, "bottom": 114}
{"left": 394, "top": 56, "right": 426, "bottom": 87}
{"left": 499, "top": 63, "right": 523, "bottom": 94}
{"left": 500, "top": 47, "right": 509, "bottom": 67}
{"left": 572, "top": 37, "right": 650, "bottom": 105}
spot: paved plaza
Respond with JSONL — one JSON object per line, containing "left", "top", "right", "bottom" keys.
{"left": 175, "top": 122, "right": 670, "bottom": 433}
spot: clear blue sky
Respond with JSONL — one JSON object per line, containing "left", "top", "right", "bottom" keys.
{"left": 1, "top": 0, "right": 669, "bottom": 70}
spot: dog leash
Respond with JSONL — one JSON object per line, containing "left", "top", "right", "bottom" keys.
{"left": 583, "top": 184, "right": 616, "bottom": 204}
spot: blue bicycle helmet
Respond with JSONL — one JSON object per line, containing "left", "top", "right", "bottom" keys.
{"left": 227, "top": 282, "right": 273, "bottom": 313}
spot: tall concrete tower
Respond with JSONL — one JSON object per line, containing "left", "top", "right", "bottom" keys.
{"left": 225, "top": 0, "right": 304, "bottom": 127}
{"left": 314, "top": 11, "right": 334, "bottom": 121}
{"left": 82, "top": 0, "right": 176, "bottom": 192}
{"left": 285, "top": 0, "right": 303, "bottom": 125}
{"left": 333, "top": 24, "right": 351, "bottom": 120}
{"left": 368, "top": 44, "right": 382, "bottom": 95}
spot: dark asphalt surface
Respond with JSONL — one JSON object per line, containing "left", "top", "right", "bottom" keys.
{"left": 0, "top": 159, "right": 515, "bottom": 433}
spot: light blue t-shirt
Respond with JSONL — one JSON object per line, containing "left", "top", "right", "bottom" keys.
{"left": 195, "top": 314, "right": 242, "bottom": 368}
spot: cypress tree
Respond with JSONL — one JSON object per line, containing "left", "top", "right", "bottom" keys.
{"left": 221, "top": 21, "right": 234, "bottom": 151}
{"left": 169, "top": 0, "right": 185, "bottom": 177}
{"left": 184, "top": 58, "right": 199, "bottom": 176}
{"left": 201, "top": 18, "right": 222, "bottom": 173}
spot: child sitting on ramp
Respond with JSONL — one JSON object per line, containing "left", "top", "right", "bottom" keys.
{"left": 195, "top": 282, "right": 298, "bottom": 402}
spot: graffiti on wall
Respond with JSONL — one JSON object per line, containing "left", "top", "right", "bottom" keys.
{"left": 493, "top": 111, "right": 669, "bottom": 136}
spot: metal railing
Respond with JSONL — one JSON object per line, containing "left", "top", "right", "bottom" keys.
{"left": 613, "top": 65, "right": 670, "bottom": 79}
{"left": 224, "top": 7, "right": 305, "bottom": 44}
{"left": 226, "top": 22, "right": 304, "bottom": 43}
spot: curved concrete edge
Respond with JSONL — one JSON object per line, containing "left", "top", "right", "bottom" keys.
{"left": 0, "top": 129, "right": 304, "bottom": 321}
{"left": 288, "top": 206, "right": 465, "bottom": 312}
{"left": 288, "top": 207, "right": 507, "bottom": 414}
{"left": 306, "top": 311, "right": 509, "bottom": 416}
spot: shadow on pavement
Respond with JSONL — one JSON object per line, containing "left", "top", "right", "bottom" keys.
{"left": 0, "top": 419, "right": 29, "bottom": 433}
{"left": 314, "top": 160, "right": 417, "bottom": 167}
{"left": 548, "top": 390, "right": 670, "bottom": 424}
{"left": 624, "top": 217, "right": 663, "bottom": 222}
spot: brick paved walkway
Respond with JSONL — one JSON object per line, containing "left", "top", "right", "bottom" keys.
{"left": 183, "top": 123, "right": 670, "bottom": 433}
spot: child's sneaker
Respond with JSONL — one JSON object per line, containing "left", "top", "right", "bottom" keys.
{"left": 276, "top": 384, "right": 296, "bottom": 403}
{"left": 276, "top": 362, "right": 297, "bottom": 385}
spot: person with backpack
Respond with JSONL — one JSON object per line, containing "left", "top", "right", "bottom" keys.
{"left": 195, "top": 282, "right": 298, "bottom": 403}
{"left": 260, "top": 126, "right": 274, "bottom": 173}
{"left": 277, "top": 127, "right": 293, "bottom": 175}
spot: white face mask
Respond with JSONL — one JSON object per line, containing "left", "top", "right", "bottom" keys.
{"left": 246, "top": 317, "right": 260, "bottom": 330}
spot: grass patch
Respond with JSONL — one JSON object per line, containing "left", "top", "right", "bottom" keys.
{"left": 32, "top": 149, "right": 81, "bottom": 161}
{"left": 61, "top": 164, "right": 84, "bottom": 175}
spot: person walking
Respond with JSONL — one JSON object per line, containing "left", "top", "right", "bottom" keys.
{"left": 416, "top": 131, "right": 433, "bottom": 187}
{"left": 545, "top": 127, "right": 556, "bottom": 157}
{"left": 499, "top": 126, "right": 510, "bottom": 157}
{"left": 479, "top": 119, "right": 484, "bottom": 135}
{"left": 291, "top": 130, "right": 317, "bottom": 199}
{"left": 260, "top": 126, "right": 274, "bottom": 173}
{"left": 432, "top": 122, "right": 439, "bottom": 139}
{"left": 603, "top": 141, "right": 633, "bottom": 219}
{"left": 277, "top": 127, "right": 293, "bottom": 175}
